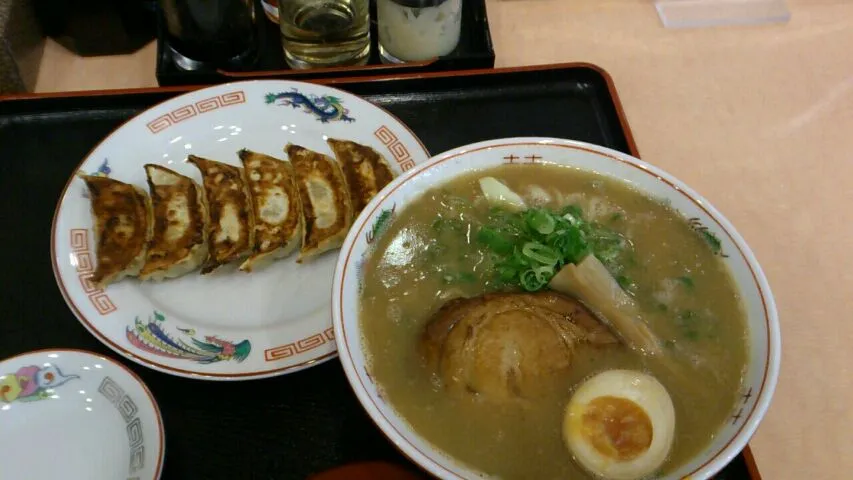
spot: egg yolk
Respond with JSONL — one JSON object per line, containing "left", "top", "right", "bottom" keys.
{"left": 581, "top": 396, "right": 653, "bottom": 461}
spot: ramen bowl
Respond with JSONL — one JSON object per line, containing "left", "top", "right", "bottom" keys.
{"left": 332, "top": 138, "right": 780, "bottom": 479}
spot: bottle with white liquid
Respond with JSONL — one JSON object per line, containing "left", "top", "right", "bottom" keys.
{"left": 377, "top": 0, "right": 463, "bottom": 63}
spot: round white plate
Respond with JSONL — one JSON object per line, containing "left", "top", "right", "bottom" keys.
{"left": 0, "top": 349, "right": 165, "bottom": 480}
{"left": 51, "top": 80, "right": 430, "bottom": 380}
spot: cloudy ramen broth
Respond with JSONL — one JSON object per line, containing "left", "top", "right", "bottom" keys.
{"left": 359, "top": 164, "right": 748, "bottom": 479}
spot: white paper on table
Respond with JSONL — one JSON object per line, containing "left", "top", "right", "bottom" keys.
{"left": 655, "top": 0, "right": 791, "bottom": 29}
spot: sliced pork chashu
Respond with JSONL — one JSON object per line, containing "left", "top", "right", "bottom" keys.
{"left": 79, "top": 174, "right": 153, "bottom": 288}
{"left": 285, "top": 143, "right": 353, "bottom": 262}
{"left": 421, "top": 291, "right": 618, "bottom": 403}
{"left": 238, "top": 149, "right": 302, "bottom": 272}
{"left": 139, "top": 164, "right": 208, "bottom": 281}
{"left": 186, "top": 155, "right": 254, "bottom": 273}
{"left": 327, "top": 138, "right": 396, "bottom": 215}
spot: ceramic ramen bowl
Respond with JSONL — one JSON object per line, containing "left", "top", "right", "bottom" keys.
{"left": 331, "top": 137, "right": 780, "bottom": 479}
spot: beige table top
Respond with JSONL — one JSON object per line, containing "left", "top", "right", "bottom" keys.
{"left": 31, "top": 0, "right": 853, "bottom": 478}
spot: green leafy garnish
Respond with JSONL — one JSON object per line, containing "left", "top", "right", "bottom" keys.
{"left": 677, "top": 275, "right": 695, "bottom": 290}
{"left": 521, "top": 242, "right": 560, "bottom": 266}
{"left": 477, "top": 226, "right": 514, "bottom": 256}
{"left": 519, "top": 265, "right": 554, "bottom": 291}
{"left": 474, "top": 206, "right": 630, "bottom": 291}
{"left": 616, "top": 275, "right": 634, "bottom": 291}
{"left": 675, "top": 309, "right": 712, "bottom": 341}
{"left": 524, "top": 209, "right": 556, "bottom": 235}
{"left": 432, "top": 216, "right": 467, "bottom": 234}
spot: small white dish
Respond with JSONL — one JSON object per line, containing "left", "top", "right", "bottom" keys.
{"left": 332, "top": 137, "right": 780, "bottom": 479}
{"left": 51, "top": 80, "right": 429, "bottom": 380}
{"left": 0, "top": 349, "right": 165, "bottom": 480}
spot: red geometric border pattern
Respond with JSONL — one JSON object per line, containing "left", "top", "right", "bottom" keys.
{"left": 264, "top": 327, "right": 335, "bottom": 362}
{"left": 374, "top": 126, "right": 416, "bottom": 172}
{"left": 146, "top": 91, "right": 246, "bottom": 134}
{"left": 69, "top": 228, "right": 118, "bottom": 315}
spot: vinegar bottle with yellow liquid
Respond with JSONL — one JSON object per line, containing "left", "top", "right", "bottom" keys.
{"left": 277, "top": 0, "right": 371, "bottom": 68}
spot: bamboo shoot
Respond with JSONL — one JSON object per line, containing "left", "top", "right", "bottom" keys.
{"left": 549, "top": 254, "right": 662, "bottom": 356}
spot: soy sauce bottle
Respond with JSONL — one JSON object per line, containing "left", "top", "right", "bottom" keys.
{"left": 160, "top": 0, "right": 260, "bottom": 71}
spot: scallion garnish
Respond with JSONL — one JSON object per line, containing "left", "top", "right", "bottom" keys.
{"left": 475, "top": 205, "right": 630, "bottom": 291}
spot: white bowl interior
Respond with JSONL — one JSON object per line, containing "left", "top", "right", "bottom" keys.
{"left": 333, "top": 138, "right": 780, "bottom": 479}
{"left": 0, "top": 349, "right": 164, "bottom": 480}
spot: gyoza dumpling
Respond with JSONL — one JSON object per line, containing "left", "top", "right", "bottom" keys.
{"left": 79, "top": 174, "right": 153, "bottom": 287}
{"left": 186, "top": 155, "right": 254, "bottom": 274}
{"left": 139, "top": 164, "right": 209, "bottom": 281}
{"left": 327, "top": 138, "right": 396, "bottom": 216}
{"left": 238, "top": 149, "right": 302, "bottom": 272}
{"left": 285, "top": 143, "right": 353, "bottom": 262}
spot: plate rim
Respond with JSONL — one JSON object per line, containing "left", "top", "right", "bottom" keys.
{"left": 0, "top": 347, "right": 166, "bottom": 480}
{"left": 50, "top": 79, "right": 430, "bottom": 381}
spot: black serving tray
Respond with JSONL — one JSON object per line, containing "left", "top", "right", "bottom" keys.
{"left": 0, "top": 63, "right": 760, "bottom": 480}
{"left": 155, "top": 0, "right": 495, "bottom": 86}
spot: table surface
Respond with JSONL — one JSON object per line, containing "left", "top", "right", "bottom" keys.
{"left": 29, "top": 1, "right": 853, "bottom": 479}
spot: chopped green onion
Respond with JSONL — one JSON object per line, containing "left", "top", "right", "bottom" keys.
{"left": 477, "top": 226, "right": 514, "bottom": 256}
{"left": 561, "top": 204, "right": 584, "bottom": 218}
{"left": 561, "top": 205, "right": 584, "bottom": 225}
{"left": 520, "top": 268, "right": 549, "bottom": 291}
{"left": 676, "top": 309, "right": 700, "bottom": 340}
{"left": 533, "top": 265, "right": 555, "bottom": 283}
{"left": 677, "top": 276, "right": 695, "bottom": 289}
{"left": 550, "top": 228, "right": 588, "bottom": 264}
{"left": 525, "top": 209, "right": 556, "bottom": 235}
{"left": 497, "top": 265, "right": 517, "bottom": 282}
{"left": 521, "top": 242, "right": 560, "bottom": 266}
{"left": 470, "top": 202, "right": 631, "bottom": 292}
{"left": 432, "top": 216, "right": 468, "bottom": 234}
{"left": 511, "top": 246, "right": 531, "bottom": 268}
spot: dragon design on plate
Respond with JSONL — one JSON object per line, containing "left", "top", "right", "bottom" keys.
{"left": 80, "top": 158, "right": 111, "bottom": 198}
{"left": 264, "top": 89, "right": 355, "bottom": 123}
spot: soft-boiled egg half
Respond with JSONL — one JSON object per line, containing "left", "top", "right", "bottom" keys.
{"left": 563, "top": 370, "right": 676, "bottom": 480}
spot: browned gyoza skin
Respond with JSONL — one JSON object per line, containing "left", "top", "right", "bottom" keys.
{"left": 420, "top": 291, "right": 618, "bottom": 402}
{"left": 286, "top": 143, "right": 353, "bottom": 262}
{"left": 80, "top": 174, "right": 152, "bottom": 287}
{"left": 139, "top": 164, "right": 208, "bottom": 281}
{"left": 326, "top": 138, "right": 395, "bottom": 215}
{"left": 237, "top": 149, "right": 302, "bottom": 272}
{"left": 187, "top": 154, "right": 254, "bottom": 274}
